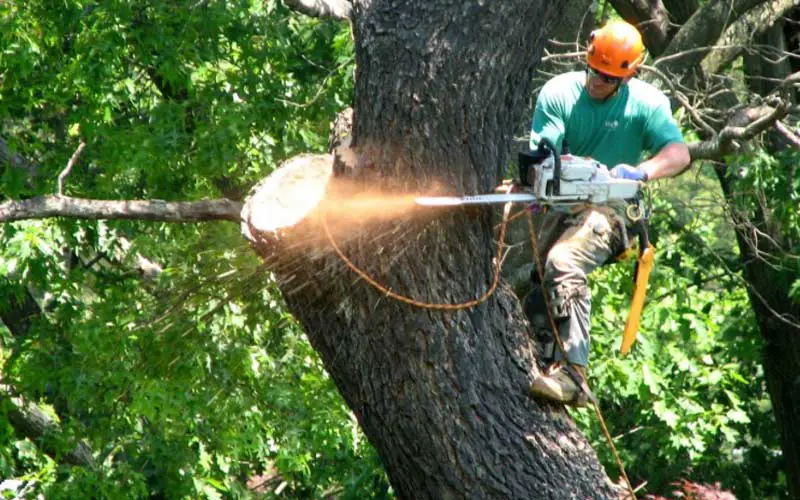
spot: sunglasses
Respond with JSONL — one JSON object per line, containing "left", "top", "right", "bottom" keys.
{"left": 587, "top": 67, "right": 622, "bottom": 85}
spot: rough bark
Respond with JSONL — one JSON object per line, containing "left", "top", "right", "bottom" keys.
{"left": 608, "top": 0, "right": 671, "bottom": 55}
{"left": 537, "top": 0, "right": 596, "bottom": 79}
{"left": 243, "top": 1, "right": 619, "bottom": 498}
{"left": 662, "top": 0, "right": 700, "bottom": 25}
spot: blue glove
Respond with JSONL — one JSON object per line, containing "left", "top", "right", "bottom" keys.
{"left": 610, "top": 164, "right": 647, "bottom": 181}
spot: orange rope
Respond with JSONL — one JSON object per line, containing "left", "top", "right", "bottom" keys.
{"left": 321, "top": 186, "right": 637, "bottom": 497}
{"left": 321, "top": 187, "right": 514, "bottom": 310}
{"left": 526, "top": 210, "right": 637, "bottom": 500}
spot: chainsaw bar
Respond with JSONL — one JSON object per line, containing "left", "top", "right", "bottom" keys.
{"left": 414, "top": 193, "right": 539, "bottom": 206}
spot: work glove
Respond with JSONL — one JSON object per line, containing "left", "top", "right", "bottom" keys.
{"left": 609, "top": 164, "right": 647, "bottom": 181}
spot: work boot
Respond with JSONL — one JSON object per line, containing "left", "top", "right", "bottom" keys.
{"left": 530, "top": 363, "right": 590, "bottom": 408}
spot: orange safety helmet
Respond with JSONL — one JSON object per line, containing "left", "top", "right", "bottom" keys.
{"left": 586, "top": 21, "right": 645, "bottom": 78}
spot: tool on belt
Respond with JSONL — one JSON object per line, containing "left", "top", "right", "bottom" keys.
{"left": 621, "top": 216, "right": 654, "bottom": 354}
{"left": 415, "top": 138, "right": 654, "bottom": 354}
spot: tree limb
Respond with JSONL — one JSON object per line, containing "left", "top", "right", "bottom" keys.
{"left": 0, "top": 196, "right": 242, "bottom": 223}
{"left": 656, "top": 0, "right": 770, "bottom": 76}
{"left": 774, "top": 120, "right": 800, "bottom": 149}
{"left": 700, "top": 0, "right": 800, "bottom": 75}
{"left": 608, "top": 0, "right": 671, "bottom": 55}
{"left": 688, "top": 100, "right": 790, "bottom": 159}
{"left": 283, "top": 0, "right": 351, "bottom": 20}
{"left": 1, "top": 387, "right": 95, "bottom": 468}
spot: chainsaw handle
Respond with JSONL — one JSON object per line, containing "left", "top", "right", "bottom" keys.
{"left": 519, "top": 138, "right": 562, "bottom": 193}
{"left": 540, "top": 138, "right": 561, "bottom": 195}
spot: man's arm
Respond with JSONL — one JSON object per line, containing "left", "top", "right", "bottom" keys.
{"left": 638, "top": 142, "right": 691, "bottom": 181}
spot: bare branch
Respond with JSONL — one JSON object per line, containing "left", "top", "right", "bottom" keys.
{"left": 641, "top": 64, "right": 718, "bottom": 136}
{"left": 283, "top": 0, "right": 351, "bottom": 20}
{"left": 781, "top": 70, "right": 800, "bottom": 88}
{"left": 774, "top": 120, "right": 800, "bottom": 149}
{"left": 56, "top": 141, "right": 86, "bottom": 196}
{"left": 541, "top": 50, "right": 585, "bottom": 62}
{"left": 0, "top": 196, "right": 243, "bottom": 223}
{"left": 689, "top": 100, "right": 790, "bottom": 160}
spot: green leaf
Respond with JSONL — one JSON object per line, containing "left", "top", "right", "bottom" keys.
{"left": 653, "top": 400, "right": 680, "bottom": 429}
{"left": 726, "top": 409, "right": 750, "bottom": 424}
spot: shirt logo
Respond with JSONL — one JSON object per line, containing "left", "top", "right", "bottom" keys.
{"left": 604, "top": 120, "right": 620, "bottom": 129}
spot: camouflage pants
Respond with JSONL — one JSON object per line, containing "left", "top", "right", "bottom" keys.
{"left": 529, "top": 206, "right": 629, "bottom": 367}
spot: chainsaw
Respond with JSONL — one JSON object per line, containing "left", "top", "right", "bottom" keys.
{"left": 415, "top": 138, "right": 645, "bottom": 220}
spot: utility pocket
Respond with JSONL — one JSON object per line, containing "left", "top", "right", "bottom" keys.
{"left": 548, "top": 283, "right": 572, "bottom": 320}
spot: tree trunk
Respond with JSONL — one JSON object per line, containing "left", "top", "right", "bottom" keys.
{"left": 733, "top": 25, "right": 800, "bottom": 498}
{"left": 244, "top": 1, "right": 619, "bottom": 498}
{"left": 713, "top": 165, "right": 800, "bottom": 500}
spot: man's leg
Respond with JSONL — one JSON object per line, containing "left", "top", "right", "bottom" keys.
{"left": 530, "top": 207, "right": 621, "bottom": 406}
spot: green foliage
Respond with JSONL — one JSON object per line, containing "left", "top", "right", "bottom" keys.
{"left": 1, "top": 219, "right": 390, "bottom": 498}
{"left": 0, "top": 0, "right": 354, "bottom": 200}
{"left": 726, "top": 146, "right": 800, "bottom": 303}
{"left": 0, "top": 1, "right": 388, "bottom": 498}
{"left": 573, "top": 167, "right": 785, "bottom": 499}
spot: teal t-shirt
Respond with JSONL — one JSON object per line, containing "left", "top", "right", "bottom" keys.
{"left": 530, "top": 71, "right": 684, "bottom": 167}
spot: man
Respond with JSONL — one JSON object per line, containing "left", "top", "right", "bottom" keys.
{"left": 527, "top": 20, "right": 690, "bottom": 407}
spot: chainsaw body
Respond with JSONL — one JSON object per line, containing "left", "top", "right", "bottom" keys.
{"left": 518, "top": 144, "right": 640, "bottom": 207}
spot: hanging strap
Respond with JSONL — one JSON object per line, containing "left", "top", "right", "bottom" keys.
{"left": 621, "top": 220, "right": 655, "bottom": 354}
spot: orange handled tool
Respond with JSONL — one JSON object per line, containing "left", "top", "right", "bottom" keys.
{"left": 621, "top": 227, "right": 655, "bottom": 354}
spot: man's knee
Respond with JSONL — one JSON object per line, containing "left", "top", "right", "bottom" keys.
{"left": 545, "top": 243, "right": 587, "bottom": 283}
